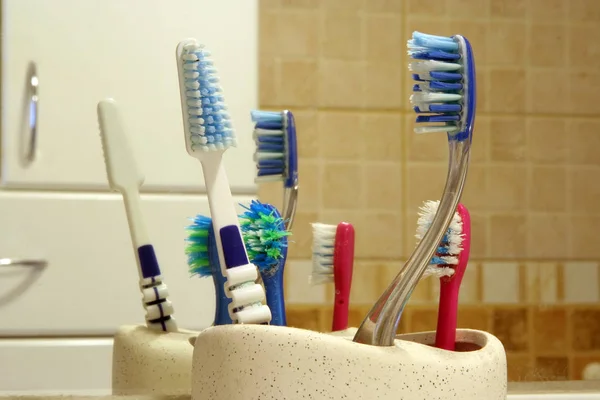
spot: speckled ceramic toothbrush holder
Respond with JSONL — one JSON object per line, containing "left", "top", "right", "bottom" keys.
{"left": 112, "top": 324, "right": 199, "bottom": 395}
{"left": 190, "top": 325, "right": 507, "bottom": 400}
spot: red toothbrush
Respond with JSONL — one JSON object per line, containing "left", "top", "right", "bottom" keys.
{"left": 415, "top": 201, "right": 471, "bottom": 351}
{"left": 310, "top": 222, "right": 355, "bottom": 332}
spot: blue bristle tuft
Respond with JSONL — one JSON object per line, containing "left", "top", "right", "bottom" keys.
{"left": 180, "top": 43, "right": 235, "bottom": 151}
{"left": 408, "top": 31, "right": 469, "bottom": 136}
{"left": 239, "top": 200, "right": 290, "bottom": 276}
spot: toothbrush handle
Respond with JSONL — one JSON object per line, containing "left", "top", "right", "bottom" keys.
{"left": 332, "top": 223, "right": 355, "bottom": 332}
{"left": 435, "top": 203, "right": 471, "bottom": 350}
{"left": 435, "top": 280, "right": 460, "bottom": 350}
{"left": 262, "top": 257, "right": 287, "bottom": 327}
{"left": 208, "top": 224, "right": 233, "bottom": 326}
{"left": 200, "top": 152, "right": 250, "bottom": 271}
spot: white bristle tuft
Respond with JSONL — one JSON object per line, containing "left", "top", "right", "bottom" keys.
{"left": 309, "top": 223, "right": 336, "bottom": 285}
{"left": 416, "top": 200, "right": 464, "bottom": 276}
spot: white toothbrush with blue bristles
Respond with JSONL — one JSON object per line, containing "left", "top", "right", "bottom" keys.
{"left": 175, "top": 39, "right": 271, "bottom": 325}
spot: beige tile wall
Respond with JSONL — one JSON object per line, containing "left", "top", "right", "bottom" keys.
{"left": 258, "top": 0, "right": 600, "bottom": 263}
{"left": 257, "top": 0, "right": 600, "bottom": 380}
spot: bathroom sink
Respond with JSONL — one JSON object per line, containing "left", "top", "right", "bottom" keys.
{"left": 509, "top": 394, "right": 600, "bottom": 400}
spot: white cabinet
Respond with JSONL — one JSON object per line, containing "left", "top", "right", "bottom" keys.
{"left": 0, "top": 338, "right": 113, "bottom": 395}
{"left": 0, "top": 191, "right": 256, "bottom": 335}
{"left": 1, "top": 0, "right": 258, "bottom": 193}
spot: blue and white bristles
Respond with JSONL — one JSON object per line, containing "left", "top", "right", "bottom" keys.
{"left": 408, "top": 31, "right": 476, "bottom": 140}
{"left": 179, "top": 41, "right": 235, "bottom": 152}
{"left": 176, "top": 39, "right": 271, "bottom": 325}
{"left": 415, "top": 200, "right": 464, "bottom": 279}
{"left": 251, "top": 109, "right": 299, "bottom": 230}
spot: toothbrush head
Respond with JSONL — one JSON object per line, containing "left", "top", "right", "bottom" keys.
{"left": 408, "top": 31, "right": 476, "bottom": 142}
{"left": 176, "top": 39, "right": 235, "bottom": 154}
{"left": 415, "top": 200, "right": 468, "bottom": 281}
{"left": 309, "top": 223, "right": 336, "bottom": 285}
{"left": 250, "top": 110, "right": 298, "bottom": 189}
{"left": 185, "top": 215, "right": 213, "bottom": 277}
{"left": 239, "top": 200, "right": 290, "bottom": 278}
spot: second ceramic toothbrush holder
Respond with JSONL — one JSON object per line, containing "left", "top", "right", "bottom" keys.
{"left": 191, "top": 325, "right": 507, "bottom": 400}
{"left": 112, "top": 325, "right": 198, "bottom": 395}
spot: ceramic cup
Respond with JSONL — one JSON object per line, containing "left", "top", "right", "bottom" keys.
{"left": 112, "top": 324, "right": 199, "bottom": 395}
{"left": 191, "top": 325, "right": 507, "bottom": 400}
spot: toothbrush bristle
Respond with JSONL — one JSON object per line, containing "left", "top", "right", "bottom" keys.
{"left": 239, "top": 200, "right": 290, "bottom": 277}
{"left": 185, "top": 215, "right": 212, "bottom": 277}
{"left": 178, "top": 40, "right": 235, "bottom": 152}
{"left": 251, "top": 110, "right": 287, "bottom": 183}
{"left": 310, "top": 223, "right": 337, "bottom": 285}
{"left": 416, "top": 200, "right": 464, "bottom": 278}
{"left": 408, "top": 31, "right": 466, "bottom": 136}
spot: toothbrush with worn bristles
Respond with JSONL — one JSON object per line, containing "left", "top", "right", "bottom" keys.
{"left": 310, "top": 222, "right": 355, "bottom": 332}
{"left": 416, "top": 200, "right": 472, "bottom": 350}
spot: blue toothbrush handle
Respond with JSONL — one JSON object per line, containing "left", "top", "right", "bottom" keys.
{"left": 260, "top": 241, "right": 288, "bottom": 326}
{"left": 208, "top": 224, "right": 233, "bottom": 325}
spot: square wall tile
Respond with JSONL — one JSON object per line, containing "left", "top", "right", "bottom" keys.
{"left": 482, "top": 262, "right": 520, "bottom": 304}
{"left": 363, "top": 113, "right": 403, "bottom": 162}
{"left": 526, "top": 215, "right": 568, "bottom": 259}
{"left": 457, "top": 307, "right": 490, "bottom": 331}
{"left": 286, "top": 306, "right": 321, "bottom": 331}
{"left": 489, "top": 214, "right": 527, "bottom": 258}
{"left": 349, "top": 261, "right": 384, "bottom": 305}
{"left": 568, "top": 0, "right": 600, "bottom": 22}
{"left": 569, "top": 216, "right": 600, "bottom": 259}
{"left": 526, "top": 68, "right": 569, "bottom": 114}
{"left": 572, "top": 356, "right": 600, "bottom": 380}
{"left": 525, "top": 263, "right": 559, "bottom": 304}
{"left": 489, "top": 68, "right": 526, "bottom": 113}
{"left": 278, "top": 59, "right": 318, "bottom": 106}
{"left": 284, "top": 260, "right": 327, "bottom": 305}
{"left": 571, "top": 308, "right": 600, "bottom": 351}
{"left": 318, "top": 59, "right": 365, "bottom": 108}
{"left": 321, "top": 9, "right": 363, "bottom": 59}
{"left": 528, "top": 166, "right": 567, "bottom": 212}
{"left": 568, "top": 167, "right": 600, "bottom": 214}
{"left": 527, "top": 117, "right": 567, "bottom": 164}
{"left": 458, "top": 263, "right": 480, "bottom": 304}
{"left": 528, "top": 0, "right": 566, "bottom": 22}
{"left": 533, "top": 308, "right": 567, "bottom": 354}
{"left": 322, "top": 162, "right": 364, "bottom": 209}
{"left": 534, "top": 357, "right": 569, "bottom": 381}
{"left": 317, "top": 111, "right": 363, "bottom": 160}
{"left": 568, "top": 120, "right": 600, "bottom": 165}
{"left": 492, "top": 307, "right": 529, "bottom": 351}
{"left": 563, "top": 262, "right": 599, "bottom": 304}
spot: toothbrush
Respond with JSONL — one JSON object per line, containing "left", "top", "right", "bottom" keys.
{"left": 250, "top": 110, "right": 298, "bottom": 230}
{"left": 240, "top": 200, "right": 290, "bottom": 326}
{"left": 176, "top": 39, "right": 271, "bottom": 324}
{"left": 310, "top": 222, "right": 355, "bottom": 332}
{"left": 185, "top": 215, "right": 232, "bottom": 326}
{"left": 416, "top": 200, "right": 471, "bottom": 351}
{"left": 185, "top": 201, "right": 290, "bottom": 326}
{"left": 354, "top": 31, "right": 476, "bottom": 346}
{"left": 97, "top": 98, "right": 177, "bottom": 332}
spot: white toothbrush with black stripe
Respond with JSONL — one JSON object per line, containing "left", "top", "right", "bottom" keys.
{"left": 97, "top": 99, "right": 177, "bottom": 332}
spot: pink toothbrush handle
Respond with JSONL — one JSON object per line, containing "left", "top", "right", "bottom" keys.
{"left": 435, "top": 204, "right": 471, "bottom": 350}
{"left": 332, "top": 222, "right": 355, "bottom": 332}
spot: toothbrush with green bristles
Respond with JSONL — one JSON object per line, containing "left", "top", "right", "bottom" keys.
{"left": 185, "top": 200, "right": 290, "bottom": 326}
